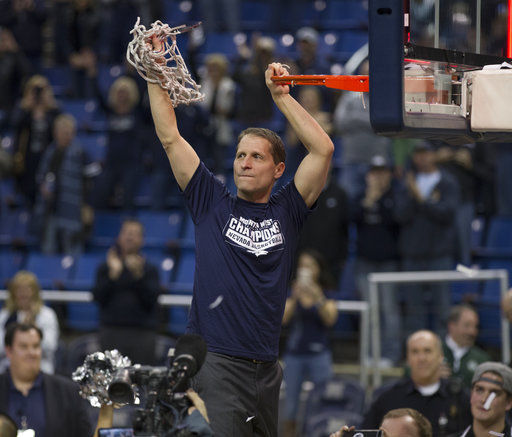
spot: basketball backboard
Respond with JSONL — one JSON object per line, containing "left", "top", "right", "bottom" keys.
{"left": 369, "top": 0, "right": 512, "bottom": 144}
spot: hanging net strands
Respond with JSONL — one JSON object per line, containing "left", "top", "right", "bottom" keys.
{"left": 126, "top": 17, "right": 204, "bottom": 107}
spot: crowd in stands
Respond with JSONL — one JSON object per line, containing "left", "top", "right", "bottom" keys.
{"left": 0, "top": 0, "right": 512, "bottom": 436}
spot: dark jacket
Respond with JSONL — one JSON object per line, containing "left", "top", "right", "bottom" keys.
{"left": 353, "top": 185, "right": 400, "bottom": 262}
{"left": 0, "top": 371, "right": 92, "bottom": 437}
{"left": 92, "top": 258, "right": 160, "bottom": 328}
{"left": 395, "top": 170, "right": 459, "bottom": 259}
{"left": 363, "top": 377, "right": 471, "bottom": 436}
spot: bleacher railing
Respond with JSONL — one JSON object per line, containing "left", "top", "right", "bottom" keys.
{"left": 0, "top": 291, "right": 370, "bottom": 386}
{"left": 368, "top": 269, "right": 510, "bottom": 387}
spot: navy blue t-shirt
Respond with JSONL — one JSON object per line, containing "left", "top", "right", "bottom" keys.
{"left": 183, "top": 163, "right": 310, "bottom": 361}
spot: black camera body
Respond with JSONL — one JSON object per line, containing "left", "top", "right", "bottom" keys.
{"left": 108, "top": 335, "right": 207, "bottom": 437}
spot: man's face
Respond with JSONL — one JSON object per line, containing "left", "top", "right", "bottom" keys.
{"left": 501, "top": 291, "right": 512, "bottom": 323}
{"left": 407, "top": 332, "right": 443, "bottom": 385}
{"left": 412, "top": 149, "right": 436, "bottom": 172}
{"left": 118, "top": 222, "right": 144, "bottom": 254}
{"left": 448, "top": 309, "right": 479, "bottom": 348}
{"left": 471, "top": 372, "right": 512, "bottom": 426}
{"left": 380, "top": 416, "right": 420, "bottom": 437}
{"left": 233, "top": 135, "right": 284, "bottom": 202}
{"left": 13, "top": 281, "right": 35, "bottom": 311}
{"left": 54, "top": 119, "right": 76, "bottom": 148}
{"left": 5, "top": 329, "right": 42, "bottom": 381}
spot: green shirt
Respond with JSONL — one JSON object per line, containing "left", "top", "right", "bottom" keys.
{"left": 443, "top": 341, "right": 491, "bottom": 389}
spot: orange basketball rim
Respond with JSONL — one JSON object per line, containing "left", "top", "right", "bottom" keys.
{"left": 271, "top": 74, "right": 369, "bottom": 92}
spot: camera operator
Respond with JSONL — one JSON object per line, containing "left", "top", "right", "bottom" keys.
{"left": 330, "top": 408, "right": 432, "bottom": 437}
{"left": 93, "top": 388, "right": 212, "bottom": 437}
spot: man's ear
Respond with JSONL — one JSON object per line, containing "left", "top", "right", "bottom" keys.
{"left": 4, "top": 346, "right": 12, "bottom": 360}
{"left": 274, "top": 162, "right": 285, "bottom": 179}
{"left": 506, "top": 395, "right": 512, "bottom": 412}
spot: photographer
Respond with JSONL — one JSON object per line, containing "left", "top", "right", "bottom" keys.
{"left": 330, "top": 408, "right": 432, "bottom": 437}
{"left": 93, "top": 388, "right": 212, "bottom": 437}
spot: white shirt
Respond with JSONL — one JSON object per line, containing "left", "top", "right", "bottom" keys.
{"left": 445, "top": 335, "right": 469, "bottom": 372}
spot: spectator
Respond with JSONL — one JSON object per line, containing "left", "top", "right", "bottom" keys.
{"left": 297, "top": 165, "right": 349, "bottom": 285}
{"left": 394, "top": 141, "right": 459, "bottom": 336}
{"left": 353, "top": 155, "right": 401, "bottom": 366}
{"left": 0, "top": 27, "right": 32, "bottom": 127}
{"left": 0, "top": 323, "right": 92, "bottom": 436}
{"left": 233, "top": 35, "right": 278, "bottom": 127}
{"left": 0, "top": 0, "right": 47, "bottom": 70}
{"left": 436, "top": 145, "right": 478, "bottom": 266}
{"left": 281, "top": 249, "right": 338, "bottom": 437}
{"left": 442, "top": 304, "right": 491, "bottom": 389}
{"left": 333, "top": 60, "right": 392, "bottom": 201}
{"left": 33, "top": 114, "right": 86, "bottom": 255}
{"left": 290, "top": 27, "right": 331, "bottom": 76}
{"left": 456, "top": 362, "right": 512, "bottom": 436}
{"left": 12, "top": 74, "right": 60, "bottom": 207}
{"left": 92, "top": 75, "right": 143, "bottom": 209}
{"left": 0, "top": 271, "right": 59, "bottom": 374}
{"left": 362, "top": 330, "right": 471, "bottom": 436}
{"left": 331, "top": 407, "right": 433, "bottom": 437}
{"left": 92, "top": 218, "right": 160, "bottom": 365}
{"left": 53, "top": 0, "right": 101, "bottom": 97}
{"left": 501, "top": 289, "right": 512, "bottom": 323}
{"left": 198, "top": 53, "right": 236, "bottom": 175}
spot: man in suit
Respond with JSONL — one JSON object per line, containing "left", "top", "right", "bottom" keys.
{"left": 0, "top": 322, "right": 92, "bottom": 436}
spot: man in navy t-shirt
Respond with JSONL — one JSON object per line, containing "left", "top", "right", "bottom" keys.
{"left": 147, "top": 44, "right": 334, "bottom": 436}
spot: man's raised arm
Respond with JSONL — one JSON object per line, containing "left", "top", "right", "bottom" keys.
{"left": 265, "top": 63, "right": 334, "bottom": 207}
{"left": 147, "top": 36, "right": 200, "bottom": 191}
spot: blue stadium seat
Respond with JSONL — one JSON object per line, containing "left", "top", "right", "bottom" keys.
{"left": 181, "top": 214, "right": 195, "bottom": 247}
{"left": 336, "top": 30, "right": 368, "bottom": 56}
{"left": 69, "top": 253, "right": 105, "bottom": 290}
{"left": 90, "top": 211, "right": 128, "bottom": 247}
{"left": 163, "top": 0, "right": 197, "bottom": 27}
{"left": 167, "top": 248, "right": 195, "bottom": 334}
{"left": 479, "top": 259, "right": 512, "bottom": 303}
{"left": 67, "top": 301, "right": 100, "bottom": 332}
{"left": 0, "top": 208, "right": 36, "bottom": 247}
{"left": 486, "top": 216, "right": 512, "bottom": 247}
{"left": 0, "top": 250, "right": 25, "bottom": 287}
{"left": 240, "top": 1, "right": 271, "bottom": 31}
{"left": 137, "top": 210, "right": 184, "bottom": 248}
{"left": 199, "top": 32, "right": 238, "bottom": 59}
{"left": 143, "top": 250, "right": 177, "bottom": 289}
{"left": 96, "top": 63, "right": 124, "bottom": 101}
{"left": 41, "top": 66, "right": 72, "bottom": 96}
{"left": 171, "top": 249, "right": 195, "bottom": 292}
{"left": 24, "top": 253, "right": 75, "bottom": 289}
{"left": 477, "top": 301, "right": 502, "bottom": 347}
{"left": 76, "top": 132, "right": 108, "bottom": 163}
{"left": 59, "top": 99, "right": 107, "bottom": 131}
{"left": 321, "top": 0, "right": 368, "bottom": 29}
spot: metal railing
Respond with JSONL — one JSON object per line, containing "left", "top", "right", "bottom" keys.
{"left": 0, "top": 290, "right": 370, "bottom": 385}
{"left": 368, "top": 269, "right": 510, "bottom": 387}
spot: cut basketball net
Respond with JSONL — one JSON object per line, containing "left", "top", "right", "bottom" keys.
{"left": 126, "top": 17, "right": 204, "bottom": 107}
{"left": 271, "top": 74, "right": 370, "bottom": 92}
